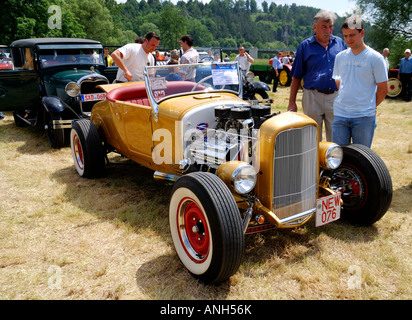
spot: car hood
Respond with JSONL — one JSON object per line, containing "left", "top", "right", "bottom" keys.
{"left": 158, "top": 92, "right": 242, "bottom": 121}
{"left": 50, "top": 69, "right": 102, "bottom": 82}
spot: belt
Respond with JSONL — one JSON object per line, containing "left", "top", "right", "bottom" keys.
{"left": 311, "top": 89, "right": 337, "bottom": 95}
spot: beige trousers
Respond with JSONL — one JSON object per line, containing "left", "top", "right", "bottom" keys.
{"left": 302, "top": 89, "right": 338, "bottom": 142}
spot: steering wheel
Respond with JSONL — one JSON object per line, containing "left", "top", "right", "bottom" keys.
{"left": 191, "top": 75, "right": 225, "bottom": 92}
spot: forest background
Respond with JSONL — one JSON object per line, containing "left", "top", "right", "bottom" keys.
{"left": 0, "top": 0, "right": 411, "bottom": 68}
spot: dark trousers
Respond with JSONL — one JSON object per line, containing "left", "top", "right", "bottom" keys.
{"left": 272, "top": 69, "right": 281, "bottom": 92}
{"left": 399, "top": 73, "right": 412, "bottom": 101}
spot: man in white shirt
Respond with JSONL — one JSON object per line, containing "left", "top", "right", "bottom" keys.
{"left": 112, "top": 32, "right": 160, "bottom": 82}
{"left": 332, "top": 16, "right": 388, "bottom": 148}
{"left": 234, "top": 46, "right": 254, "bottom": 73}
{"left": 179, "top": 35, "right": 199, "bottom": 81}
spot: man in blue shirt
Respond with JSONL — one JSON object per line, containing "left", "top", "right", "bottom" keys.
{"left": 332, "top": 16, "right": 388, "bottom": 148}
{"left": 398, "top": 49, "right": 412, "bottom": 102}
{"left": 288, "top": 10, "right": 346, "bottom": 141}
{"left": 271, "top": 51, "right": 283, "bottom": 92}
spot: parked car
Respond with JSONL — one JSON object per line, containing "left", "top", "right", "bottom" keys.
{"left": 70, "top": 62, "right": 392, "bottom": 284}
{"left": 0, "top": 38, "right": 116, "bottom": 147}
{"left": 0, "top": 57, "right": 13, "bottom": 70}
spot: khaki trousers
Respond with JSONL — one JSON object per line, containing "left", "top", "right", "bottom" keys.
{"left": 302, "top": 89, "right": 338, "bottom": 142}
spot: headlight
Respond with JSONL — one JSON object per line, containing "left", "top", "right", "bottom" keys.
{"left": 65, "top": 82, "right": 80, "bottom": 97}
{"left": 231, "top": 164, "right": 257, "bottom": 195}
{"left": 324, "top": 144, "right": 343, "bottom": 169}
{"left": 246, "top": 71, "right": 255, "bottom": 83}
{"left": 217, "top": 162, "right": 257, "bottom": 195}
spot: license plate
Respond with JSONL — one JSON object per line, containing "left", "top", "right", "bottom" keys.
{"left": 81, "top": 93, "right": 106, "bottom": 102}
{"left": 315, "top": 192, "right": 341, "bottom": 227}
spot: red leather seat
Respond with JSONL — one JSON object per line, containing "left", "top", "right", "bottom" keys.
{"left": 106, "top": 81, "right": 204, "bottom": 107}
{"left": 106, "top": 83, "right": 150, "bottom": 106}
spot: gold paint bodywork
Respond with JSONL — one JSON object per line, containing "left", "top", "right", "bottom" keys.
{"left": 92, "top": 82, "right": 338, "bottom": 231}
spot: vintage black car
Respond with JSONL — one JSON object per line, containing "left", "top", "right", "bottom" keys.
{"left": 0, "top": 38, "right": 117, "bottom": 148}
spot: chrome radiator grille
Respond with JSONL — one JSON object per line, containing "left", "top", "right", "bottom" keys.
{"left": 273, "top": 125, "right": 318, "bottom": 221}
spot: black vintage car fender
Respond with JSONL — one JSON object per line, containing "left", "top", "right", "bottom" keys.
{"left": 41, "top": 96, "right": 66, "bottom": 113}
{"left": 249, "top": 81, "right": 270, "bottom": 92}
{"left": 243, "top": 80, "right": 270, "bottom": 100}
{"left": 41, "top": 95, "right": 80, "bottom": 120}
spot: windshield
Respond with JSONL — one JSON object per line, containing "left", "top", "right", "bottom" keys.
{"left": 39, "top": 48, "right": 104, "bottom": 68}
{"left": 144, "top": 62, "right": 241, "bottom": 104}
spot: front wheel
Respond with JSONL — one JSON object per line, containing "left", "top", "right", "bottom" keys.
{"left": 325, "top": 144, "right": 392, "bottom": 226}
{"left": 169, "top": 172, "right": 244, "bottom": 284}
{"left": 70, "top": 119, "right": 105, "bottom": 178}
{"left": 252, "top": 89, "right": 269, "bottom": 100}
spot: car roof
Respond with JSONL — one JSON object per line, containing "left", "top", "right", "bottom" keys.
{"left": 10, "top": 38, "right": 101, "bottom": 47}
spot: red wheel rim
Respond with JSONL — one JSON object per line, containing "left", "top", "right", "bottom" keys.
{"left": 177, "top": 197, "right": 210, "bottom": 263}
{"left": 72, "top": 133, "right": 84, "bottom": 170}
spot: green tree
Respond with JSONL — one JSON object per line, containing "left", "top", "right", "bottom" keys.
{"left": 140, "top": 22, "right": 160, "bottom": 38}
{"left": 69, "top": 0, "right": 114, "bottom": 43}
{"left": 357, "top": 0, "right": 411, "bottom": 40}
{"left": 159, "top": 4, "right": 186, "bottom": 49}
{"left": 187, "top": 19, "right": 213, "bottom": 47}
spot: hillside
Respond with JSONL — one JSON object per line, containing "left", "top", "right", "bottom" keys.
{"left": 1, "top": 0, "right": 356, "bottom": 51}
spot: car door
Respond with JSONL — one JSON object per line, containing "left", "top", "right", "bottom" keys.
{"left": 122, "top": 102, "right": 154, "bottom": 165}
{"left": 0, "top": 47, "right": 39, "bottom": 111}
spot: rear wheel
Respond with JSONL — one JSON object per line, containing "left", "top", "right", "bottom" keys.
{"left": 70, "top": 119, "right": 105, "bottom": 178}
{"left": 326, "top": 144, "right": 392, "bottom": 226}
{"left": 169, "top": 172, "right": 244, "bottom": 284}
{"left": 279, "top": 66, "right": 292, "bottom": 86}
{"left": 387, "top": 78, "right": 402, "bottom": 98}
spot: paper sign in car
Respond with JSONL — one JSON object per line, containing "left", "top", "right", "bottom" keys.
{"left": 212, "top": 63, "right": 239, "bottom": 86}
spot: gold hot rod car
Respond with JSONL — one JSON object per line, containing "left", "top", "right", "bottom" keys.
{"left": 70, "top": 62, "right": 392, "bottom": 284}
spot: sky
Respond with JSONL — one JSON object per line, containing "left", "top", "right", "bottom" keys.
{"left": 115, "top": 0, "right": 359, "bottom": 17}
{"left": 269, "top": 0, "right": 358, "bottom": 16}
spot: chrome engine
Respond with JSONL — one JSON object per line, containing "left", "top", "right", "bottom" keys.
{"left": 183, "top": 102, "right": 274, "bottom": 170}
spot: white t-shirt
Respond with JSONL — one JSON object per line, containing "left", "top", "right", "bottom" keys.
{"left": 234, "top": 54, "right": 251, "bottom": 72}
{"left": 116, "top": 43, "right": 155, "bottom": 82}
{"left": 332, "top": 46, "right": 388, "bottom": 118}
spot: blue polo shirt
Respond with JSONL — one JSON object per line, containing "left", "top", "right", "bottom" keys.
{"left": 291, "top": 34, "right": 347, "bottom": 91}
{"left": 399, "top": 56, "right": 412, "bottom": 74}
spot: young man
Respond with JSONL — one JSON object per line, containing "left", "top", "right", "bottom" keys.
{"left": 112, "top": 32, "right": 160, "bottom": 82}
{"left": 287, "top": 10, "right": 346, "bottom": 141}
{"left": 179, "top": 35, "right": 199, "bottom": 81}
{"left": 331, "top": 16, "right": 388, "bottom": 148}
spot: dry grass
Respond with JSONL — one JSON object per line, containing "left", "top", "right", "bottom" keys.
{"left": 0, "top": 86, "right": 411, "bottom": 300}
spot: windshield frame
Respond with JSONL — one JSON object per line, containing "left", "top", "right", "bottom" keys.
{"left": 144, "top": 62, "right": 242, "bottom": 122}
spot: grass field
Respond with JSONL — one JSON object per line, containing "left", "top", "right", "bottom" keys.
{"left": 0, "top": 86, "right": 411, "bottom": 300}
